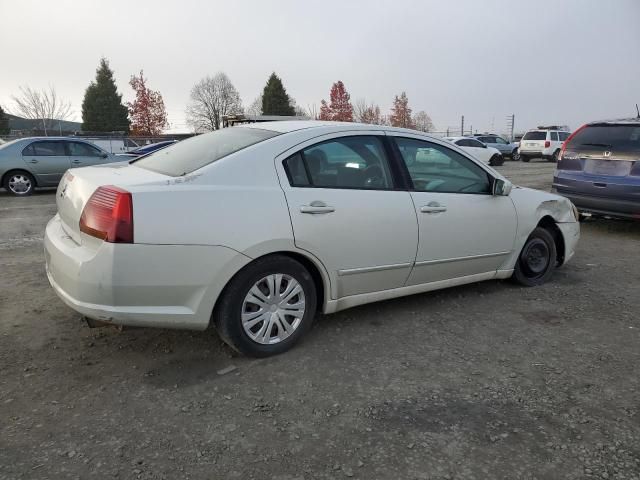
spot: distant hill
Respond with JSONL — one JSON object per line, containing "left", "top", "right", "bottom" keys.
{"left": 7, "top": 113, "right": 82, "bottom": 133}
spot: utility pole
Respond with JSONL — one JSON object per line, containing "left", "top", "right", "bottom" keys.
{"left": 460, "top": 115, "right": 464, "bottom": 136}
{"left": 506, "top": 114, "right": 515, "bottom": 142}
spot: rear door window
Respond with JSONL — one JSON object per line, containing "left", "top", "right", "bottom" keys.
{"left": 283, "top": 136, "right": 394, "bottom": 190}
{"left": 558, "top": 132, "right": 570, "bottom": 141}
{"left": 467, "top": 139, "right": 485, "bottom": 148}
{"left": 522, "top": 131, "right": 547, "bottom": 141}
{"left": 24, "top": 141, "right": 66, "bottom": 156}
{"left": 551, "top": 132, "right": 559, "bottom": 141}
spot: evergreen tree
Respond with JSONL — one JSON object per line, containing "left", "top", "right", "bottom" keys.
{"left": 261, "top": 73, "right": 295, "bottom": 116}
{"left": 81, "top": 58, "right": 130, "bottom": 132}
{"left": 0, "top": 105, "right": 9, "bottom": 135}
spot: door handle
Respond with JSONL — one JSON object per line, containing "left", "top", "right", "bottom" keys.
{"left": 29, "top": 159, "right": 38, "bottom": 164}
{"left": 420, "top": 202, "right": 447, "bottom": 213}
{"left": 300, "top": 201, "right": 335, "bottom": 214}
{"left": 71, "top": 160, "right": 82, "bottom": 164}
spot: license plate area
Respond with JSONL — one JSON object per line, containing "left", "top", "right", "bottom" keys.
{"left": 584, "top": 160, "right": 631, "bottom": 176}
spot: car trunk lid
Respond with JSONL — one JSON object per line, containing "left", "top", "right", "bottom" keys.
{"left": 56, "top": 162, "right": 169, "bottom": 244}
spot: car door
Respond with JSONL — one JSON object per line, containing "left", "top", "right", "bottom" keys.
{"left": 466, "top": 138, "right": 492, "bottom": 163}
{"left": 277, "top": 133, "right": 418, "bottom": 299}
{"left": 493, "top": 136, "right": 511, "bottom": 155}
{"left": 21, "top": 140, "right": 70, "bottom": 186}
{"left": 390, "top": 134, "right": 517, "bottom": 285}
{"left": 66, "top": 140, "right": 110, "bottom": 167}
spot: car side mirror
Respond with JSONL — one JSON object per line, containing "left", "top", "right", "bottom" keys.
{"left": 101, "top": 152, "right": 108, "bottom": 158}
{"left": 492, "top": 178, "right": 512, "bottom": 196}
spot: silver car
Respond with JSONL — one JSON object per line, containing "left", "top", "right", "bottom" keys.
{"left": 474, "top": 134, "right": 520, "bottom": 161}
{"left": 0, "top": 137, "right": 117, "bottom": 195}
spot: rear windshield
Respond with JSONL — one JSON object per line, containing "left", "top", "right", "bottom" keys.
{"left": 134, "top": 128, "right": 280, "bottom": 176}
{"left": 522, "top": 131, "right": 547, "bottom": 140}
{"left": 567, "top": 124, "right": 640, "bottom": 152}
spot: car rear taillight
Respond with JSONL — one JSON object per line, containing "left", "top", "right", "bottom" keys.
{"left": 560, "top": 124, "right": 587, "bottom": 158}
{"left": 544, "top": 140, "right": 551, "bottom": 148}
{"left": 79, "top": 186, "right": 133, "bottom": 243}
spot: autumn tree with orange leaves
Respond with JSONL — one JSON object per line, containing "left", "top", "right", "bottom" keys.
{"left": 318, "top": 81, "right": 353, "bottom": 122}
{"left": 389, "top": 91, "right": 415, "bottom": 129}
{"left": 127, "top": 71, "right": 168, "bottom": 135}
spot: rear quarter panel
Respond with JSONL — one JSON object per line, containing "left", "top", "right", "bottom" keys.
{"left": 131, "top": 138, "right": 298, "bottom": 255}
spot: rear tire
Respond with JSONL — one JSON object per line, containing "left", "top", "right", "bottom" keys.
{"left": 512, "top": 227, "right": 557, "bottom": 287}
{"left": 521, "top": 155, "right": 530, "bottom": 163}
{"left": 550, "top": 150, "right": 560, "bottom": 163}
{"left": 489, "top": 154, "right": 504, "bottom": 167}
{"left": 213, "top": 255, "right": 317, "bottom": 357}
{"left": 3, "top": 170, "right": 35, "bottom": 196}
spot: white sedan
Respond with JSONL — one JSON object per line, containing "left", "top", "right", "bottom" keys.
{"left": 45, "top": 121, "right": 580, "bottom": 357}
{"left": 445, "top": 136, "right": 504, "bottom": 166}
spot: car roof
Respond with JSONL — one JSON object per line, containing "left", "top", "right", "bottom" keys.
{"left": 12, "top": 136, "right": 94, "bottom": 142}
{"left": 586, "top": 117, "right": 640, "bottom": 126}
{"left": 238, "top": 120, "right": 442, "bottom": 138}
{"left": 445, "top": 136, "right": 474, "bottom": 141}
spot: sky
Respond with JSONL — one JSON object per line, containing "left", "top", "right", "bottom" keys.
{"left": 1, "top": 0, "right": 639, "bottom": 135}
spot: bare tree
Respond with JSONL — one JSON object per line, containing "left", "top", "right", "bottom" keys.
{"left": 186, "top": 73, "right": 243, "bottom": 132}
{"left": 246, "top": 95, "right": 262, "bottom": 116}
{"left": 413, "top": 110, "right": 434, "bottom": 132}
{"left": 11, "top": 85, "right": 72, "bottom": 135}
{"left": 353, "top": 98, "right": 369, "bottom": 123}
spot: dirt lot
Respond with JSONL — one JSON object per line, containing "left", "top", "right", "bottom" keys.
{"left": 1, "top": 160, "right": 639, "bottom": 480}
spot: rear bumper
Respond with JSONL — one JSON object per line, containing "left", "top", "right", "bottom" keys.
{"left": 552, "top": 190, "right": 640, "bottom": 219}
{"left": 552, "top": 174, "right": 640, "bottom": 219}
{"left": 44, "top": 214, "right": 251, "bottom": 330}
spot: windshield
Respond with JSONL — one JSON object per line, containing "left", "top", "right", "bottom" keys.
{"left": 567, "top": 124, "right": 640, "bottom": 152}
{"left": 134, "top": 128, "right": 280, "bottom": 176}
{"left": 523, "top": 131, "right": 547, "bottom": 140}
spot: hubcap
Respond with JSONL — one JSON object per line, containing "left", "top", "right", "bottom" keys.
{"left": 8, "top": 175, "right": 32, "bottom": 194}
{"left": 521, "top": 239, "right": 550, "bottom": 277}
{"left": 241, "top": 274, "right": 306, "bottom": 345}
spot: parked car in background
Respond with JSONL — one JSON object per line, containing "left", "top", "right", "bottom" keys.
{"left": 518, "top": 127, "right": 571, "bottom": 163}
{"left": 445, "top": 136, "right": 504, "bottom": 166}
{"left": 0, "top": 137, "right": 118, "bottom": 195}
{"left": 553, "top": 118, "right": 640, "bottom": 219}
{"left": 44, "top": 121, "right": 579, "bottom": 357}
{"left": 473, "top": 134, "right": 520, "bottom": 161}
{"left": 116, "top": 140, "right": 178, "bottom": 159}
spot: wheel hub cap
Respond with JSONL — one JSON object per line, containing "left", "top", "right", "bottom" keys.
{"left": 241, "top": 274, "right": 306, "bottom": 345}
{"left": 8, "top": 175, "right": 31, "bottom": 194}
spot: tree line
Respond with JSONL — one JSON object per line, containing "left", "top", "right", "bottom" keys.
{"left": 0, "top": 58, "right": 434, "bottom": 136}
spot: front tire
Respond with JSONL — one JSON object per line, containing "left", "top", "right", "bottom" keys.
{"left": 489, "top": 154, "right": 504, "bottom": 167}
{"left": 3, "top": 171, "right": 35, "bottom": 196}
{"left": 213, "top": 255, "right": 317, "bottom": 357}
{"left": 512, "top": 227, "right": 557, "bottom": 287}
{"left": 511, "top": 149, "right": 520, "bottom": 161}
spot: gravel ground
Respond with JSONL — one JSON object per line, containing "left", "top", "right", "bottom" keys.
{"left": 1, "top": 160, "right": 639, "bottom": 480}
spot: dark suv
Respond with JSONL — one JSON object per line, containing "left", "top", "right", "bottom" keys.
{"left": 552, "top": 118, "right": 640, "bottom": 219}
